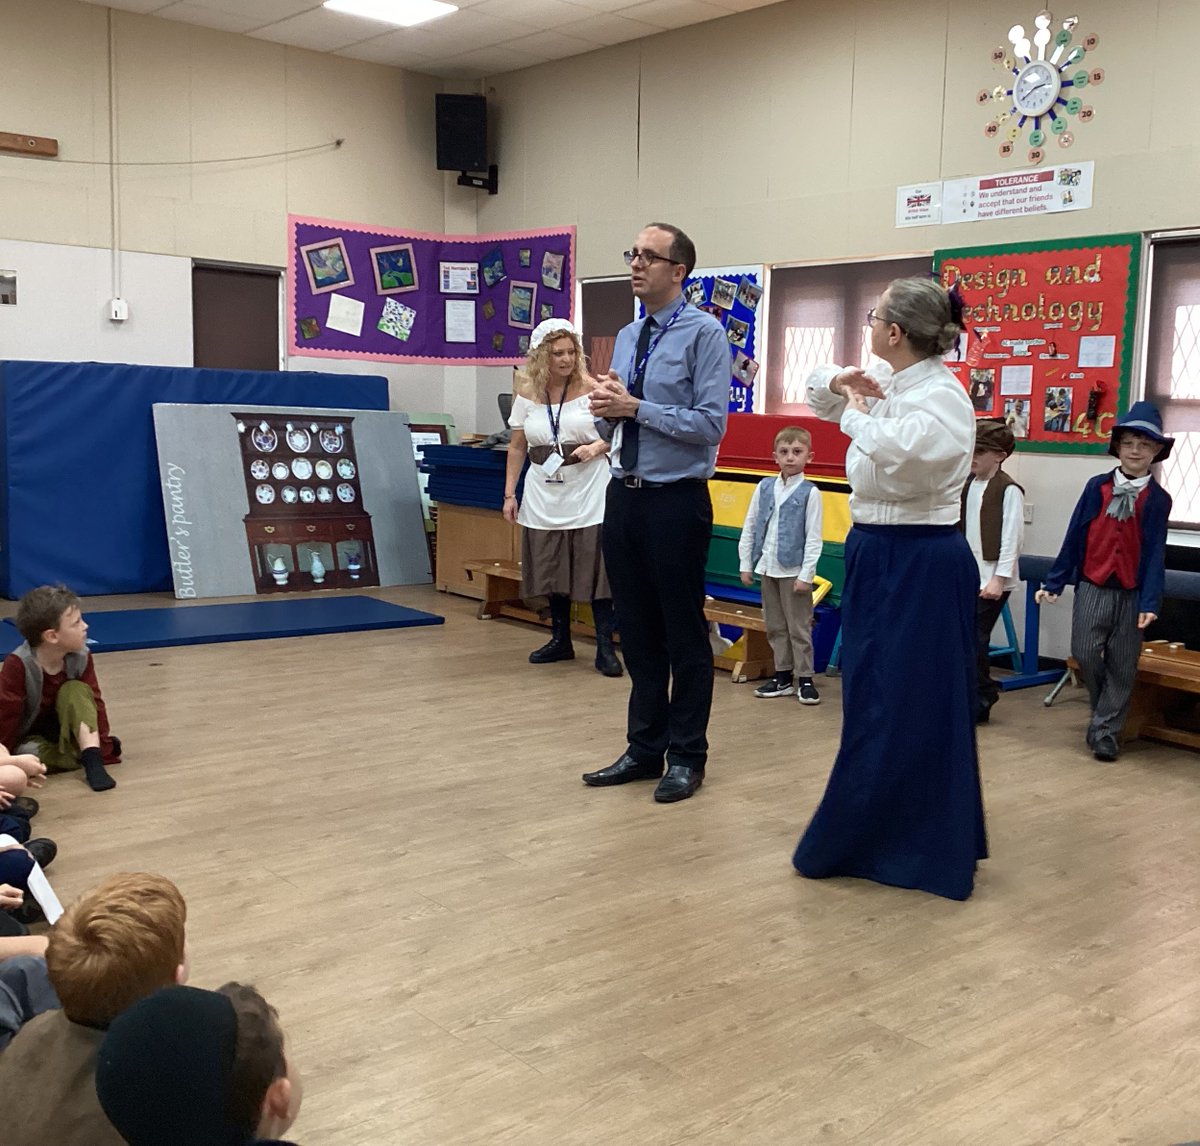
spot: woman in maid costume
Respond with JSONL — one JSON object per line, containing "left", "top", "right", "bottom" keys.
{"left": 503, "top": 319, "right": 622, "bottom": 677}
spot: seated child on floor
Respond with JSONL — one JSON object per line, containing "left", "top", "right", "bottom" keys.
{"left": 0, "top": 585, "right": 121, "bottom": 791}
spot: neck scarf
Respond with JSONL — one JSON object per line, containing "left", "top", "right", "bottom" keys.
{"left": 1105, "top": 470, "right": 1150, "bottom": 522}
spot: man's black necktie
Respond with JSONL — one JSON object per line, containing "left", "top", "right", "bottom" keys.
{"left": 622, "top": 316, "right": 655, "bottom": 472}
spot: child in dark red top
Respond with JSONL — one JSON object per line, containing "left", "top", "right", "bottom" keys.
{"left": 1036, "top": 402, "right": 1174, "bottom": 762}
{"left": 0, "top": 585, "right": 121, "bottom": 792}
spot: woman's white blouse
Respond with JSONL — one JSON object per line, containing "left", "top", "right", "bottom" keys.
{"left": 806, "top": 358, "right": 974, "bottom": 526}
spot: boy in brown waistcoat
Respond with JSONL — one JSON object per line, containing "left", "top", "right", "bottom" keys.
{"left": 959, "top": 419, "right": 1024, "bottom": 724}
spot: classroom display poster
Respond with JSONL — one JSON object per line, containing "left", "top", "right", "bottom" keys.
{"left": 289, "top": 216, "right": 575, "bottom": 365}
{"left": 680, "top": 264, "right": 763, "bottom": 413}
{"left": 935, "top": 234, "right": 1139, "bottom": 454}
{"left": 152, "top": 404, "right": 431, "bottom": 599}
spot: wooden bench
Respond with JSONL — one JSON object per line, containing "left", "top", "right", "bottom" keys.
{"left": 703, "top": 600, "right": 772, "bottom": 683}
{"left": 462, "top": 559, "right": 533, "bottom": 622}
{"left": 463, "top": 560, "right": 830, "bottom": 683}
{"left": 1124, "top": 642, "right": 1200, "bottom": 752}
{"left": 462, "top": 559, "right": 605, "bottom": 639}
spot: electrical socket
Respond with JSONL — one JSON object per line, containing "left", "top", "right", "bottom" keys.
{"left": 1023, "top": 502, "right": 1034, "bottom": 524}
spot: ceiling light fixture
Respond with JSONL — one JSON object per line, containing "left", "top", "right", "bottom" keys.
{"left": 323, "top": 0, "right": 458, "bottom": 28}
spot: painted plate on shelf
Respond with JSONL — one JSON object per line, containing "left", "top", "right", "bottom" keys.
{"left": 315, "top": 459, "right": 333, "bottom": 480}
{"left": 299, "top": 486, "right": 316, "bottom": 504}
{"left": 249, "top": 459, "right": 269, "bottom": 480}
{"left": 291, "top": 457, "right": 314, "bottom": 480}
{"left": 320, "top": 429, "right": 343, "bottom": 453}
{"left": 281, "top": 486, "right": 298, "bottom": 504}
{"left": 317, "top": 486, "right": 333, "bottom": 503}
{"left": 255, "top": 483, "right": 275, "bottom": 504}
{"left": 251, "top": 427, "right": 277, "bottom": 452}
{"left": 287, "top": 428, "right": 311, "bottom": 453}
{"left": 336, "top": 482, "right": 356, "bottom": 503}
{"left": 336, "top": 458, "right": 356, "bottom": 479}
{"left": 271, "top": 461, "right": 289, "bottom": 480}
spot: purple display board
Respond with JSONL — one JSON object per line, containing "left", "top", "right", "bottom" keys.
{"left": 288, "top": 215, "right": 576, "bottom": 366}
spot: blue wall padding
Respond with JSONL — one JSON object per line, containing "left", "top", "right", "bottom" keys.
{"left": 0, "top": 361, "right": 389, "bottom": 598}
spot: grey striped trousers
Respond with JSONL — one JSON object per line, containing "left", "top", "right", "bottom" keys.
{"left": 1070, "top": 580, "right": 1142, "bottom": 742}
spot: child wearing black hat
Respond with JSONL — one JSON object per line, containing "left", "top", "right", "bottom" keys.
{"left": 95, "top": 982, "right": 302, "bottom": 1146}
{"left": 1036, "top": 401, "right": 1175, "bottom": 761}
{"left": 960, "top": 418, "right": 1025, "bottom": 723}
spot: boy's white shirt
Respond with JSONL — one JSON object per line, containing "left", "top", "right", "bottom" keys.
{"left": 738, "top": 471, "right": 824, "bottom": 584}
{"left": 806, "top": 360, "right": 974, "bottom": 525}
{"left": 964, "top": 476, "right": 1024, "bottom": 592}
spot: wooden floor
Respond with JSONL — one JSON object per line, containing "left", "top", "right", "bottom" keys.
{"left": 13, "top": 585, "right": 1200, "bottom": 1146}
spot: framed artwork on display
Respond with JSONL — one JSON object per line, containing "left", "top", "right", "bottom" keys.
{"left": 370, "top": 243, "right": 419, "bottom": 295}
{"left": 299, "top": 237, "right": 354, "bottom": 296}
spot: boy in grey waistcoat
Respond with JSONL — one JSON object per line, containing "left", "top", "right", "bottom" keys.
{"left": 738, "top": 426, "right": 825, "bottom": 704}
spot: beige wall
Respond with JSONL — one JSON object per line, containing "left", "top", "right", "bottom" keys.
{"left": 481, "top": 0, "right": 1200, "bottom": 271}
{"left": 0, "top": 0, "right": 447, "bottom": 264}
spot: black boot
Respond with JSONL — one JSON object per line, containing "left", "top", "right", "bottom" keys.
{"left": 529, "top": 594, "right": 575, "bottom": 663}
{"left": 591, "top": 598, "right": 623, "bottom": 677}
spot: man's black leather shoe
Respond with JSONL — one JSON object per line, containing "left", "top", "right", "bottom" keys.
{"left": 653, "top": 765, "right": 703, "bottom": 803}
{"left": 582, "top": 754, "right": 663, "bottom": 786}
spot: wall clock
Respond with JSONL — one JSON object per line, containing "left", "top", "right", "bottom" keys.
{"left": 977, "top": 10, "right": 1104, "bottom": 165}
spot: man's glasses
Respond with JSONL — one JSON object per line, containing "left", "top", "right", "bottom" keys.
{"left": 866, "top": 308, "right": 887, "bottom": 326}
{"left": 624, "top": 249, "right": 681, "bottom": 268}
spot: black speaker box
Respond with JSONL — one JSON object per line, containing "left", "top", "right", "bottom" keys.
{"left": 435, "top": 94, "right": 487, "bottom": 172}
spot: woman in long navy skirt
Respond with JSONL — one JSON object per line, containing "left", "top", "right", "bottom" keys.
{"left": 793, "top": 277, "right": 986, "bottom": 901}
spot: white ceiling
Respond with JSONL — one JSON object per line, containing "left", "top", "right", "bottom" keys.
{"left": 78, "top": 0, "right": 783, "bottom": 78}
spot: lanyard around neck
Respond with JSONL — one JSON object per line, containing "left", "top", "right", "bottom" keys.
{"left": 545, "top": 384, "right": 569, "bottom": 446}
{"left": 627, "top": 299, "right": 687, "bottom": 390}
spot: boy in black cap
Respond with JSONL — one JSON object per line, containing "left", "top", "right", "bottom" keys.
{"left": 1036, "top": 401, "right": 1174, "bottom": 761}
{"left": 96, "top": 982, "right": 302, "bottom": 1146}
{"left": 960, "top": 418, "right": 1024, "bottom": 723}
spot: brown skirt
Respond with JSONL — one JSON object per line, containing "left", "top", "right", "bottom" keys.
{"left": 521, "top": 523, "right": 611, "bottom": 601}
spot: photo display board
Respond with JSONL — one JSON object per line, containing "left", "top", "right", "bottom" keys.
{"left": 680, "top": 264, "right": 763, "bottom": 413}
{"left": 934, "top": 233, "right": 1140, "bottom": 453}
{"left": 289, "top": 215, "right": 575, "bottom": 365}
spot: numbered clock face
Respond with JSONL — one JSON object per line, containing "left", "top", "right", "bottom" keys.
{"left": 1013, "top": 59, "right": 1061, "bottom": 115}
{"left": 985, "top": 12, "right": 1101, "bottom": 158}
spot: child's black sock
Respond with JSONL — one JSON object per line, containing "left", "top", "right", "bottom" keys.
{"left": 81, "top": 746, "right": 117, "bottom": 792}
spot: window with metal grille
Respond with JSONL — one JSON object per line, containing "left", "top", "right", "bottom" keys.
{"left": 764, "top": 256, "right": 930, "bottom": 414}
{"left": 1143, "top": 237, "right": 1200, "bottom": 529}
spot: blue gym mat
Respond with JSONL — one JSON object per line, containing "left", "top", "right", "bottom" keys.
{"left": 2, "top": 596, "right": 443, "bottom": 653}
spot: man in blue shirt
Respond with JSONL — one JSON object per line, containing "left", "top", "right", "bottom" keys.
{"left": 585, "top": 223, "right": 730, "bottom": 803}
